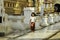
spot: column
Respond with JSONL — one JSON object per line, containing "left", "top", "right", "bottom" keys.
{"left": 5, "top": 2, "right": 8, "bottom": 7}
{"left": 35, "top": 0, "right": 39, "bottom": 13}
{"left": 40, "top": 0, "right": 45, "bottom": 16}
{"left": 11, "top": 3, "right": 13, "bottom": 7}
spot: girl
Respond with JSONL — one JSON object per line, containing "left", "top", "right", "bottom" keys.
{"left": 30, "top": 12, "right": 36, "bottom": 32}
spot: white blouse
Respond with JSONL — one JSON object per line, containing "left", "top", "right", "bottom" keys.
{"left": 30, "top": 17, "right": 36, "bottom": 22}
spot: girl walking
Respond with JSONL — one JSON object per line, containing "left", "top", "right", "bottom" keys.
{"left": 30, "top": 12, "right": 36, "bottom": 32}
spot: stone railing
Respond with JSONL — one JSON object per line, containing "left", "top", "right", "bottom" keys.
{"left": 1, "top": 13, "right": 60, "bottom": 36}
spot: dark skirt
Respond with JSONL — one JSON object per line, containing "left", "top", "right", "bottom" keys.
{"left": 30, "top": 22, "right": 35, "bottom": 32}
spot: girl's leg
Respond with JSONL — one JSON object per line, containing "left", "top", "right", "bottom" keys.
{"left": 30, "top": 22, "right": 35, "bottom": 32}
{"left": 32, "top": 22, "right": 35, "bottom": 32}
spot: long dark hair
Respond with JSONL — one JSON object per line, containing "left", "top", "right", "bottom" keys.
{"left": 31, "top": 12, "right": 36, "bottom": 16}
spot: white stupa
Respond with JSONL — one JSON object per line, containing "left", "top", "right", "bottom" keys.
{"left": 0, "top": 0, "right": 6, "bottom": 23}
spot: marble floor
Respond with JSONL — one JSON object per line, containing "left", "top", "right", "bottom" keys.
{"left": 15, "top": 30, "right": 59, "bottom": 40}
{"left": 50, "top": 32, "right": 60, "bottom": 40}
{"left": 0, "top": 31, "right": 60, "bottom": 40}
{"left": 0, "top": 22, "right": 60, "bottom": 40}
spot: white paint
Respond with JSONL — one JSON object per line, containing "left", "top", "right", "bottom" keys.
{"left": 24, "top": 7, "right": 35, "bottom": 24}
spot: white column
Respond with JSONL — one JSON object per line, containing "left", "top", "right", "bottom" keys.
{"left": 24, "top": 7, "right": 35, "bottom": 24}
{"left": 39, "top": 0, "right": 44, "bottom": 16}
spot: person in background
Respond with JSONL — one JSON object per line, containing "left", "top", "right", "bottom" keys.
{"left": 30, "top": 12, "right": 36, "bottom": 32}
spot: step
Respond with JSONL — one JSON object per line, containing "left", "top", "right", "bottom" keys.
{"left": 0, "top": 37, "right": 8, "bottom": 40}
{"left": 15, "top": 30, "right": 59, "bottom": 40}
{"left": 49, "top": 32, "right": 60, "bottom": 40}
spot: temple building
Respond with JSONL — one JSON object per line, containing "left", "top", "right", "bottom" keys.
{"left": 4, "top": 0, "right": 59, "bottom": 15}
{"left": 3, "top": 0, "right": 42, "bottom": 15}
{"left": 4, "top": 0, "right": 27, "bottom": 15}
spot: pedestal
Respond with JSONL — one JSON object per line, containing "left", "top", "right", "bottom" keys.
{"left": 24, "top": 7, "right": 35, "bottom": 24}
